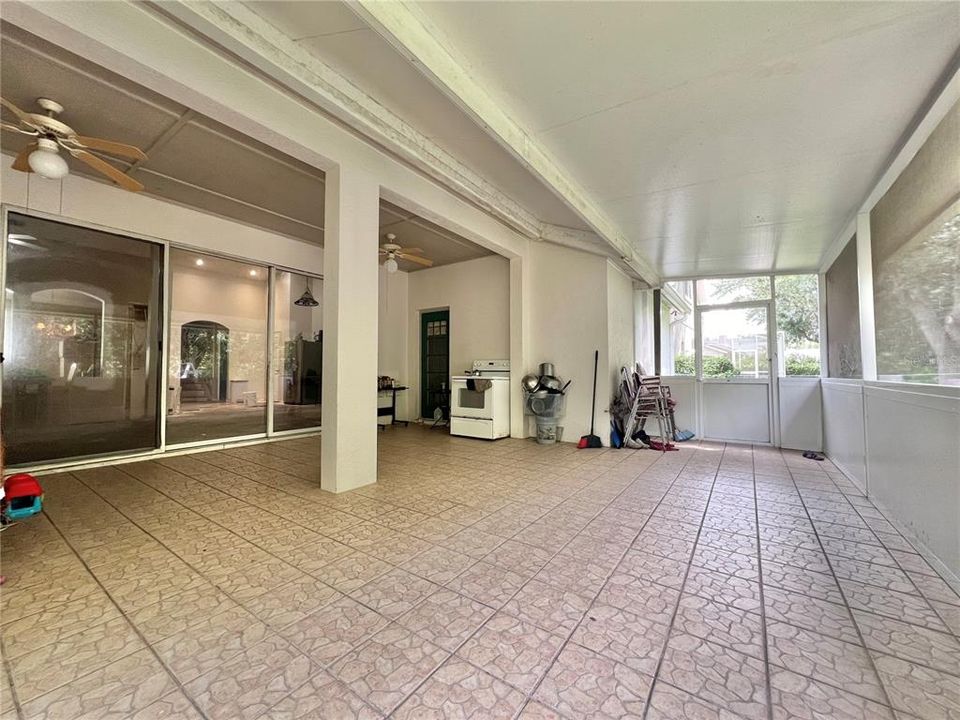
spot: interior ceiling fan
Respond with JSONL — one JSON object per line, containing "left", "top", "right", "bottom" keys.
{"left": 379, "top": 233, "right": 433, "bottom": 273}
{"left": 1, "top": 96, "right": 147, "bottom": 191}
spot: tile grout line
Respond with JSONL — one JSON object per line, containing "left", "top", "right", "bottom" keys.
{"left": 638, "top": 442, "right": 727, "bottom": 720}
{"left": 0, "top": 636, "right": 25, "bottom": 720}
{"left": 32, "top": 506, "right": 212, "bottom": 720}
{"left": 377, "top": 448, "right": 671, "bottom": 719}
{"left": 518, "top": 447, "right": 704, "bottom": 718}
{"left": 783, "top": 458, "right": 898, "bottom": 712}
{"left": 751, "top": 445, "right": 775, "bottom": 720}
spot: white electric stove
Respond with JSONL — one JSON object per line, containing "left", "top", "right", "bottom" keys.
{"left": 450, "top": 359, "right": 511, "bottom": 439}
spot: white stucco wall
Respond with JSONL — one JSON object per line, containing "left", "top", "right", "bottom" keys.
{"left": 405, "top": 255, "right": 510, "bottom": 419}
{"left": 528, "top": 243, "right": 610, "bottom": 443}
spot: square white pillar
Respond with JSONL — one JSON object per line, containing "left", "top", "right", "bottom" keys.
{"left": 321, "top": 165, "right": 380, "bottom": 492}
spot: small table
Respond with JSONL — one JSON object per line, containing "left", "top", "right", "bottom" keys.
{"left": 377, "top": 386, "right": 408, "bottom": 429}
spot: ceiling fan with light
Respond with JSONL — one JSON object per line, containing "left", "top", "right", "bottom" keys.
{"left": 1, "top": 96, "right": 147, "bottom": 191}
{"left": 379, "top": 233, "right": 433, "bottom": 273}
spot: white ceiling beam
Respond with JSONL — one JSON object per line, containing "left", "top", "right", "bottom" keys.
{"left": 349, "top": 1, "right": 660, "bottom": 287}
{"left": 155, "top": 1, "right": 542, "bottom": 240}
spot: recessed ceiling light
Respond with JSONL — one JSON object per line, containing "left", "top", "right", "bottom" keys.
{"left": 195, "top": 258, "right": 205, "bottom": 267}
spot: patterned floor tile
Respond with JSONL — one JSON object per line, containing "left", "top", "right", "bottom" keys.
{"left": 402, "top": 545, "right": 478, "bottom": 585}
{"left": 261, "top": 671, "right": 381, "bottom": 719}
{"left": 572, "top": 602, "right": 669, "bottom": 675}
{"left": 762, "top": 586, "right": 861, "bottom": 645}
{"left": 242, "top": 576, "right": 341, "bottom": 630}
{"left": 872, "top": 653, "right": 960, "bottom": 719}
{"left": 280, "top": 596, "right": 390, "bottom": 666}
{"left": 761, "top": 561, "right": 844, "bottom": 604}
{"left": 152, "top": 606, "right": 270, "bottom": 683}
{"left": 765, "top": 621, "right": 886, "bottom": 702}
{"left": 392, "top": 658, "right": 525, "bottom": 719}
{"left": 125, "top": 583, "right": 237, "bottom": 644}
{"left": 657, "top": 633, "right": 768, "bottom": 720}
{"left": 446, "top": 562, "right": 527, "bottom": 608}
{"left": 396, "top": 588, "right": 495, "bottom": 652}
{"left": 534, "top": 642, "right": 651, "bottom": 719}
{"left": 853, "top": 610, "right": 960, "bottom": 674}
{"left": 314, "top": 550, "right": 393, "bottom": 592}
{"left": 19, "top": 648, "right": 175, "bottom": 720}
{"left": 684, "top": 565, "right": 763, "bottom": 614}
{"left": 0, "top": 590, "right": 121, "bottom": 660}
{"left": 503, "top": 579, "right": 592, "bottom": 636}
{"left": 457, "top": 613, "right": 564, "bottom": 693}
{"left": 9, "top": 615, "right": 143, "bottom": 702}
{"left": 769, "top": 667, "right": 895, "bottom": 720}
{"left": 618, "top": 550, "right": 688, "bottom": 588}
{"left": 349, "top": 568, "right": 440, "bottom": 619}
{"left": 597, "top": 573, "right": 679, "bottom": 625}
{"left": 647, "top": 680, "right": 751, "bottom": 720}
{"left": 184, "top": 636, "right": 314, "bottom": 720}
{"left": 674, "top": 594, "right": 765, "bottom": 659}
{"left": 330, "top": 624, "right": 448, "bottom": 714}
{"left": 128, "top": 690, "right": 206, "bottom": 720}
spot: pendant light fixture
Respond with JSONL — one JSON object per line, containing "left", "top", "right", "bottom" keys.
{"left": 294, "top": 277, "right": 319, "bottom": 307}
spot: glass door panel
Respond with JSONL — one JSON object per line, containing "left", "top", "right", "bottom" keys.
{"left": 272, "top": 270, "right": 323, "bottom": 433}
{"left": 698, "top": 304, "right": 772, "bottom": 442}
{"left": 166, "top": 250, "right": 268, "bottom": 444}
{"left": 2, "top": 212, "right": 163, "bottom": 465}
{"left": 700, "top": 307, "right": 769, "bottom": 378}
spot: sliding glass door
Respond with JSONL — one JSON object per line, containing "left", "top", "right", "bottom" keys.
{"left": 166, "top": 249, "right": 269, "bottom": 445}
{"left": 272, "top": 270, "right": 323, "bottom": 433}
{"left": 2, "top": 212, "right": 163, "bottom": 465}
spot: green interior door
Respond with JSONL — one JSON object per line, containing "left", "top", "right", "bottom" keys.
{"left": 420, "top": 310, "right": 450, "bottom": 419}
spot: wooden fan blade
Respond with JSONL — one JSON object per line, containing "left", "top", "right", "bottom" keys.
{"left": 70, "top": 135, "right": 147, "bottom": 161}
{"left": 0, "top": 97, "right": 34, "bottom": 125}
{"left": 11, "top": 143, "right": 36, "bottom": 172}
{"left": 398, "top": 253, "right": 433, "bottom": 268}
{"left": 70, "top": 149, "right": 144, "bottom": 191}
{"left": 398, "top": 247, "right": 423, "bottom": 254}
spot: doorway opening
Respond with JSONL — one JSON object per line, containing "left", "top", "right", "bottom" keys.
{"left": 179, "top": 321, "right": 229, "bottom": 404}
{"left": 420, "top": 309, "right": 449, "bottom": 420}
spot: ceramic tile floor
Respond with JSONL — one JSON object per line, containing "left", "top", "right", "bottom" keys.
{"left": 1, "top": 426, "right": 958, "bottom": 719}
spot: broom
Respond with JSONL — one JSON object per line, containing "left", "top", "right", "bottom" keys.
{"left": 578, "top": 350, "right": 603, "bottom": 448}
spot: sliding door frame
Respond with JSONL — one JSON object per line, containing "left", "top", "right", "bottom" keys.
{"left": 0, "top": 204, "right": 323, "bottom": 473}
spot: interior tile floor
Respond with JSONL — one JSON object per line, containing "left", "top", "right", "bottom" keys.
{"left": 2, "top": 426, "right": 958, "bottom": 720}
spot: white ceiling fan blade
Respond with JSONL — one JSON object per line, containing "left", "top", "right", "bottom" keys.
{"left": 1, "top": 121, "right": 38, "bottom": 136}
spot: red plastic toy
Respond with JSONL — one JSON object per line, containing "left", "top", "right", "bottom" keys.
{"left": 2, "top": 473, "right": 44, "bottom": 521}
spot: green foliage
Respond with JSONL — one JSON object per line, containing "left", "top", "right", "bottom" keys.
{"left": 674, "top": 353, "right": 695, "bottom": 375}
{"left": 713, "top": 275, "right": 820, "bottom": 344}
{"left": 703, "top": 356, "right": 737, "bottom": 378}
{"left": 785, "top": 354, "right": 820, "bottom": 376}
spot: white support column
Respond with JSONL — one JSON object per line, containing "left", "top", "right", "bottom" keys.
{"left": 321, "top": 165, "right": 380, "bottom": 492}
{"left": 509, "top": 254, "right": 530, "bottom": 438}
{"left": 856, "top": 212, "right": 878, "bottom": 381}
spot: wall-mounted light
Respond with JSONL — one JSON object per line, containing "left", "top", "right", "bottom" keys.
{"left": 249, "top": 269, "right": 258, "bottom": 277}
{"left": 195, "top": 258, "right": 204, "bottom": 267}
